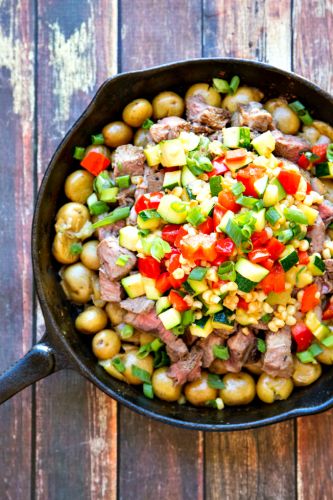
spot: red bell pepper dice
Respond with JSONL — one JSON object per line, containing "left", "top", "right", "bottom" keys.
{"left": 292, "top": 322, "right": 314, "bottom": 352}
{"left": 215, "top": 237, "right": 235, "bottom": 257}
{"left": 213, "top": 204, "right": 227, "bottom": 230}
{"left": 162, "top": 224, "right": 180, "bottom": 243}
{"left": 238, "top": 298, "right": 249, "bottom": 310}
{"left": 138, "top": 256, "right": 161, "bottom": 279}
{"left": 251, "top": 229, "right": 270, "bottom": 249}
{"left": 248, "top": 248, "right": 271, "bottom": 264}
{"left": 198, "top": 217, "right": 214, "bottom": 235}
{"left": 236, "top": 165, "right": 266, "bottom": 198}
{"left": 180, "top": 233, "right": 218, "bottom": 262}
{"left": 168, "top": 290, "right": 190, "bottom": 312}
{"left": 312, "top": 144, "right": 327, "bottom": 164}
{"left": 298, "top": 250, "right": 310, "bottom": 265}
{"left": 218, "top": 191, "right": 241, "bottom": 213}
{"left": 208, "top": 156, "right": 229, "bottom": 177}
{"left": 300, "top": 283, "right": 320, "bottom": 313}
{"left": 266, "top": 237, "right": 285, "bottom": 260}
{"left": 277, "top": 170, "right": 301, "bottom": 194}
{"left": 298, "top": 154, "right": 310, "bottom": 170}
{"left": 156, "top": 272, "right": 172, "bottom": 294}
{"left": 174, "top": 226, "right": 188, "bottom": 248}
{"left": 260, "top": 264, "right": 285, "bottom": 294}
{"left": 135, "top": 192, "right": 163, "bottom": 213}
{"left": 80, "top": 151, "right": 110, "bottom": 176}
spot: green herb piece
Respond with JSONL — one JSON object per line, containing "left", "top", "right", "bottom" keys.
{"left": 137, "top": 344, "right": 152, "bottom": 359}
{"left": 240, "top": 240, "right": 253, "bottom": 253}
{"left": 205, "top": 398, "right": 224, "bottom": 409}
{"left": 308, "top": 342, "right": 324, "bottom": 357}
{"left": 70, "top": 243, "right": 83, "bottom": 255}
{"left": 131, "top": 365, "right": 151, "bottom": 383}
{"left": 212, "top": 78, "right": 230, "bottom": 93}
{"left": 94, "top": 171, "right": 113, "bottom": 194}
{"left": 236, "top": 195, "right": 258, "bottom": 209}
{"left": 119, "top": 324, "right": 134, "bottom": 339}
{"left": 150, "top": 237, "right": 171, "bottom": 262}
{"left": 186, "top": 186, "right": 196, "bottom": 200}
{"left": 225, "top": 219, "right": 243, "bottom": 246}
{"left": 289, "top": 100, "right": 313, "bottom": 125}
{"left": 171, "top": 201, "right": 187, "bottom": 213}
{"left": 284, "top": 207, "right": 308, "bottom": 225}
{"left": 186, "top": 150, "right": 213, "bottom": 176}
{"left": 92, "top": 206, "right": 131, "bottom": 228}
{"left": 209, "top": 175, "right": 223, "bottom": 196}
{"left": 297, "top": 350, "right": 315, "bottom": 363}
{"left": 91, "top": 133, "right": 104, "bottom": 145}
{"left": 172, "top": 325, "right": 185, "bottom": 336}
{"left": 207, "top": 373, "right": 225, "bottom": 389}
{"left": 182, "top": 309, "right": 195, "bottom": 326}
{"left": 116, "top": 255, "right": 130, "bottom": 267}
{"left": 73, "top": 146, "right": 85, "bottom": 160}
{"left": 253, "top": 200, "right": 264, "bottom": 212}
{"left": 213, "top": 344, "right": 230, "bottom": 360}
{"left": 142, "top": 118, "right": 154, "bottom": 129}
{"left": 231, "top": 182, "right": 245, "bottom": 196}
{"left": 304, "top": 151, "right": 320, "bottom": 163}
{"left": 100, "top": 187, "right": 119, "bottom": 203}
{"left": 154, "top": 350, "right": 170, "bottom": 368}
{"left": 115, "top": 175, "right": 131, "bottom": 189}
{"left": 138, "top": 228, "right": 150, "bottom": 237}
{"left": 322, "top": 335, "right": 333, "bottom": 347}
{"left": 276, "top": 228, "right": 294, "bottom": 244}
{"left": 229, "top": 75, "right": 240, "bottom": 94}
{"left": 266, "top": 207, "right": 281, "bottom": 225}
{"left": 112, "top": 357, "right": 125, "bottom": 373}
{"left": 260, "top": 313, "right": 272, "bottom": 324}
{"left": 87, "top": 193, "right": 109, "bottom": 215}
{"left": 257, "top": 338, "right": 266, "bottom": 353}
{"left": 327, "top": 144, "right": 333, "bottom": 162}
{"left": 217, "top": 261, "right": 236, "bottom": 281}
{"left": 143, "top": 383, "right": 154, "bottom": 399}
{"left": 151, "top": 338, "right": 163, "bottom": 351}
{"left": 186, "top": 206, "right": 206, "bottom": 226}
{"left": 189, "top": 266, "right": 208, "bottom": 281}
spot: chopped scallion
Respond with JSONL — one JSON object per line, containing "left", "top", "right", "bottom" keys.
{"left": 209, "top": 175, "right": 223, "bottom": 196}
{"left": 137, "top": 344, "right": 152, "bottom": 359}
{"left": 213, "top": 344, "right": 230, "bottom": 360}
{"left": 70, "top": 243, "right": 83, "bottom": 255}
{"left": 172, "top": 325, "right": 185, "bottom": 336}
{"left": 142, "top": 118, "right": 154, "bottom": 129}
{"left": 91, "top": 206, "right": 131, "bottom": 228}
{"left": 207, "top": 373, "right": 225, "bottom": 389}
{"left": 218, "top": 261, "right": 236, "bottom": 281}
{"left": 225, "top": 219, "right": 243, "bottom": 246}
{"left": 297, "top": 350, "right": 315, "bottom": 364}
{"left": 131, "top": 365, "right": 151, "bottom": 383}
{"left": 116, "top": 255, "right": 130, "bottom": 267}
{"left": 182, "top": 309, "right": 195, "bottom": 326}
{"left": 99, "top": 187, "right": 119, "bottom": 203}
{"left": 327, "top": 144, "right": 333, "bottom": 162}
{"left": 240, "top": 240, "right": 253, "bottom": 253}
{"left": 260, "top": 313, "right": 272, "bottom": 324}
{"left": 150, "top": 237, "right": 171, "bottom": 262}
{"left": 91, "top": 133, "right": 104, "bottom": 145}
{"left": 289, "top": 100, "right": 313, "bottom": 125}
{"left": 94, "top": 171, "right": 113, "bottom": 194}
{"left": 112, "top": 357, "right": 125, "bottom": 373}
{"left": 143, "top": 383, "right": 154, "bottom": 399}
{"left": 304, "top": 151, "right": 320, "bottom": 163}
{"left": 87, "top": 193, "right": 109, "bottom": 215}
{"left": 284, "top": 207, "right": 308, "bottom": 225}
{"left": 322, "top": 335, "right": 333, "bottom": 348}
{"left": 171, "top": 201, "right": 187, "bottom": 213}
{"left": 265, "top": 206, "right": 281, "bottom": 225}
{"left": 231, "top": 182, "right": 245, "bottom": 196}
{"left": 153, "top": 350, "right": 170, "bottom": 368}
{"left": 189, "top": 266, "right": 208, "bottom": 281}
{"left": 186, "top": 206, "right": 206, "bottom": 226}
{"left": 73, "top": 146, "right": 85, "bottom": 160}
{"left": 257, "top": 338, "right": 266, "bottom": 353}
{"left": 276, "top": 228, "right": 294, "bottom": 243}
{"left": 151, "top": 338, "right": 163, "bottom": 351}
{"left": 212, "top": 78, "right": 230, "bottom": 93}
{"left": 308, "top": 342, "right": 323, "bottom": 357}
{"left": 237, "top": 195, "right": 258, "bottom": 209}
{"left": 229, "top": 75, "right": 240, "bottom": 95}
{"left": 115, "top": 175, "right": 131, "bottom": 189}
{"left": 119, "top": 324, "right": 134, "bottom": 339}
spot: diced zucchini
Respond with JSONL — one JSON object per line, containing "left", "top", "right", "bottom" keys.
{"left": 217, "top": 210, "right": 234, "bottom": 232}
{"left": 266, "top": 291, "right": 291, "bottom": 306}
{"left": 252, "top": 208, "right": 266, "bottom": 232}
{"left": 263, "top": 184, "right": 279, "bottom": 207}
{"left": 305, "top": 310, "right": 322, "bottom": 334}
{"left": 235, "top": 258, "right": 269, "bottom": 292}
{"left": 144, "top": 144, "right": 161, "bottom": 166}
{"left": 157, "top": 194, "right": 188, "bottom": 224}
{"left": 308, "top": 254, "right": 326, "bottom": 276}
{"left": 211, "top": 309, "right": 234, "bottom": 331}
{"left": 184, "top": 278, "right": 209, "bottom": 296}
{"left": 269, "top": 178, "right": 286, "bottom": 201}
{"left": 298, "top": 204, "right": 318, "bottom": 226}
{"left": 295, "top": 265, "right": 313, "bottom": 288}
{"left": 137, "top": 209, "right": 162, "bottom": 230}
{"left": 251, "top": 131, "right": 276, "bottom": 156}
{"left": 119, "top": 226, "right": 140, "bottom": 251}
{"left": 121, "top": 273, "right": 145, "bottom": 298}
{"left": 223, "top": 127, "right": 251, "bottom": 149}
{"left": 179, "top": 131, "right": 200, "bottom": 151}
{"left": 158, "top": 308, "right": 182, "bottom": 330}
{"left": 224, "top": 155, "right": 251, "bottom": 172}
{"left": 313, "top": 324, "right": 330, "bottom": 342}
{"left": 279, "top": 245, "right": 299, "bottom": 272}
{"left": 200, "top": 198, "right": 216, "bottom": 217}
{"left": 189, "top": 316, "right": 213, "bottom": 338}
{"left": 201, "top": 299, "right": 223, "bottom": 316}
{"left": 160, "top": 139, "right": 186, "bottom": 167}
{"left": 163, "top": 170, "right": 181, "bottom": 190}
{"left": 253, "top": 175, "right": 268, "bottom": 197}
{"left": 235, "top": 309, "right": 253, "bottom": 326}
{"left": 181, "top": 165, "right": 197, "bottom": 186}
{"left": 156, "top": 296, "right": 171, "bottom": 315}
{"left": 142, "top": 277, "right": 161, "bottom": 300}
{"left": 315, "top": 161, "right": 333, "bottom": 178}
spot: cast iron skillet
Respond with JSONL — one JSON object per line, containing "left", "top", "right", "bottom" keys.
{"left": 1, "top": 58, "right": 333, "bottom": 431}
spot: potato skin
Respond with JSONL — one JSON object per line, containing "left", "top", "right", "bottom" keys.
{"left": 75, "top": 306, "right": 108, "bottom": 334}
{"left": 184, "top": 372, "right": 217, "bottom": 406}
{"left": 55, "top": 202, "right": 90, "bottom": 234}
{"left": 122, "top": 98, "right": 153, "bottom": 127}
{"left": 220, "top": 372, "right": 256, "bottom": 406}
{"left": 84, "top": 144, "right": 111, "bottom": 159}
{"left": 292, "top": 357, "right": 322, "bottom": 387}
{"left": 64, "top": 170, "right": 94, "bottom": 203}
{"left": 264, "top": 97, "right": 300, "bottom": 134}
{"left": 152, "top": 367, "right": 182, "bottom": 402}
{"left": 185, "top": 83, "right": 221, "bottom": 107}
{"left": 92, "top": 329, "right": 121, "bottom": 360}
{"left": 102, "top": 121, "right": 133, "bottom": 148}
{"left": 256, "top": 373, "right": 294, "bottom": 404}
{"left": 52, "top": 232, "right": 80, "bottom": 264}
{"left": 152, "top": 91, "right": 184, "bottom": 119}
{"left": 222, "top": 86, "right": 264, "bottom": 112}
{"left": 61, "top": 262, "right": 93, "bottom": 303}
{"left": 122, "top": 349, "right": 154, "bottom": 385}
{"left": 80, "top": 240, "right": 100, "bottom": 270}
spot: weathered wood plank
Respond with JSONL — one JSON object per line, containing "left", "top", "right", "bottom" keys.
{"left": 203, "top": 2, "right": 296, "bottom": 499}
{"left": 293, "top": 2, "right": 333, "bottom": 499}
{"left": 35, "top": 1, "right": 118, "bottom": 499}
{"left": 118, "top": 1, "right": 204, "bottom": 499}
{"left": 0, "top": 0, "right": 35, "bottom": 498}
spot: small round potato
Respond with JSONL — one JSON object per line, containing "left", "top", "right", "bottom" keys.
{"left": 222, "top": 86, "right": 264, "bottom": 112}
{"left": 55, "top": 202, "right": 90, "bottom": 234}
{"left": 75, "top": 306, "right": 108, "bottom": 334}
{"left": 152, "top": 367, "right": 182, "bottom": 402}
{"left": 122, "top": 98, "right": 153, "bottom": 127}
{"left": 101, "top": 355, "right": 126, "bottom": 381}
{"left": 102, "top": 121, "right": 133, "bottom": 148}
{"left": 184, "top": 372, "right": 217, "bottom": 406}
{"left": 52, "top": 232, "right": 80, "bottom": 264}
{"left": 105, "top": 302, "right": 126, "bottom": 325}
{"left": 64, "top": 170, "right": 94, "bottom": 203}
{"left": 185, "top": 83, "right": 221, "bottom": 107}
{"left": 313, "top": 120, "right": 333, "bottom": 141}
{"left": 61, "top": 262, "right": 93, "bottom": 303}
{"left": 301, "top": 125, "right": 321, "bottom": 145}
{"left": 92, "top": 329, "right": 121, "bottom": 360}
{"left": 209, "top": 359, "right": 228, "bottom": 375}
{"left": 244, "top": 361, "right": 263, "bottom": 376}
{"left": 152, "top": 91, "right": 184, "bottom": 119}
{"left": 80, "top": 240, "right": 100, "bottom": 270}
{"left": 292, "top": 357, "right": 322, "bottom": 387}
{"left": 317, "top": 344, "right": 333, "bottom": 365}
{"left": 264, "top": 98, "right": 300, "bottom": 134}
{"left": 134, "top": 128, "right": 151, "bottom": 148}
{"left": 256, "top": 373, "right": 294, "bottom": 404}
{"left": 84, "top": 144, "right": 111, "bottom": 159}
{"left": 122, "top": 349, "right": 154, "bottom": 385}
{"left": 220, "top": 372, "right": 256, "bottom": 406}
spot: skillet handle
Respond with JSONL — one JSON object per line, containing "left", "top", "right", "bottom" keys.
{"left": 0, "top": 338, "right": 56, "bottom": 404}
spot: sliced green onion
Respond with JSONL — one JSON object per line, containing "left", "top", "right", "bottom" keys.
{"left": 182, "top": 309, "right": 195, "bottom": 326}
{"left": 289, "top": 100, "right": 313, "bottom": 125}
{"left": 116, "top": 175, "right": 131, "bottom": 189}
{"left": 266, "top": 207, "right": 281, "bottom": 225}
{"left": 154, "top": 350, "right": 170, "bottom": 368}
{"left": 218, "top": 261, "right": 236, "bottom": 281}
{"left": 186, "top": 206, "right": 206, "bottom": 226}
{"left": 186, "top": 186, "right": 196, "bottom": 200}
{"left": 257, "top": 338, "right": 266, "bottom": 353}
{"left": 308, "top": 342, "right": 323, "bottom": 357}
{"left": 91, "top": 133, "right": 104, "bottom": 145}
{"left": 137, "top": 344, "right": 152, "bottom": 359}
{"left": 139, "top": 209, "right": 161, "bottom": 220}
{"left": 92, "top": 206, "right": 131, "bottom": 228}
{"left": 94, "top": 171, "right": 113, "bottom": 194}
{"left": 73, "top": 146, "right": 85, "bottom": 160}
{"left": 213, "top": 344, "right": 230, "bottom": 361}
{"left": 138, "top": 228, "right": 150, "bottom": 237}
{"left": 209, "top": 176, "right": 223, "bottom": 196}
{"left": 151, "top": 338, "right": 163, "bottom": 351}
{"left": 100, "top": 187, "right": 119, "bottom": 203}
{"left": 87, "top": 193, "right": 109, "bottom": 215}
{"left": 231, "top": 182, "right": 245, "bottom": 196}
{"left": 172, "top": 325, "right": 185, "bottom": 336}
{"left": 189, "top": 266, "right": 208, "bottom": 281}
{"left": 276, "top": 228, "right": 293, "bottom": 244}
{"left": 253, "top": 200, "right": 264, "bottom": 212}
{"left": 237, "top": 195, "right": 258, "bottom": 209}
{"left": 284, "top": 207, "right": 308, "bottom": 225}
{"left": 327, "top": 144, "right": 333, "bottom": 162}
{"left": 212, "top": 78, "right": 230, "bottom": 93}
{"left": 260, "top": 313, "right": 272, "bottom": 324}
{"left": 131, "top": 365, "right": 151, "bottom": 383}
{"left": 171, "top": 201, "right": 187, "bottom": 213}
{"left": 225, "top": 219, "right": 243, "bottom": 246}
{"left": 119, "top": 324, "right": 134, "bottom": 339}
{"left": 150, "top": 237, "right": 171, "bottom": 262}
{"left": 112, "top": 357, "right": 125, "bottom": 373}
{"left": 142, "top": 118, "right": 154, "bottom": 129}
{"left": 234, "top": 211, "right": 256, "bottom": 227}
{"left": 143, "top": 383, "right": 154, "bottom": 399}
{"left": 240, "top": 225, "right": 253, "bottom": 239}
{"left": 322, "top": 335, "right": 333, "bottom": 347}
{"left": 297, "top": 350, "right": 315, "bottom": 364}
{"left": 229, "top": 75, "right": 240, "bottom": 95}
{"left": 116, "top": 255, "right": 130, "bottom": 267}
{"left": 186, "top": 151, "right": 213, "bottom": 176}
{"left": 304, "top": 151, "right": 320, "bottom": 163}
{"left": 240, "top": 240, "right": 253, "bottom": 253}
{"left": 205, "top": 398, "right": 224, "bottom": 410}
{"left": 207, "top": 373, "right": 225, "bottom": 389}
{"left": 70, "top": 243, "right": 83, "bottom": 255}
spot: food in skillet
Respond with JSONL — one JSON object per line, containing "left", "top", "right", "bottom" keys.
{"left": 53, "top": 76, "right": 333, "bottom": 408}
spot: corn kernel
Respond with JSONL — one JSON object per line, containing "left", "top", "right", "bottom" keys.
{"left": 263, "top": 303, "right": 273, "bottom": 313}
{"left": 323, "top": 248, "right": 331, "bottom": 260}
{"left": 287, "top": 305, "right": 296, "bottom": 315}
{"left": 193, "top": 300, "right": 203, "bottom": 309}
{"left": 172, "top": 268, "right": 185, "bottom": 279}
{"left": 299, "top": 239, "right": 310, "bottom": 251}
{"left": 194, "top": 311, "right": 203, "bottom": 320}
{"left": 286, "top": 316, "right": 297, "bottom": 326}
{"left": 172, "top": 186, "right": 183, "bottom": 197}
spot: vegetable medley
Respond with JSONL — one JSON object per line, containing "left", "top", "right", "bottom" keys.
{"left": 53, "top": 76, "right": 333, "bottom": 409}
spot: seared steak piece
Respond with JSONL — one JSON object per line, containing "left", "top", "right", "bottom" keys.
{"left": 314, "top": 275, "right": 333, "bottom": 295}
{"left": 232, "top": 102, "right": 273, "bottom": 132}
{"left": 319, "top": 200, "right": 333, "bottom": 226}
{"left": 324, "top": 259, "right": 333, "bottom": 280}
{"left": 263, "top": 328, "right": 293, "bottom": 378}
{"left": 272, "top": 130, "right": 310, "bottom": 163}
{"left": 311, "top": 177, "right": 326, "bottom": 195}
{"left": 150, "top": 116, "right": 190, "bottom": 143}
{"left": 225, "top": 330, "right": 257, "bottom": 373}
{"left": 117, "top": 185, "right": 136, "bottom": 206}
{"left": 307, "top": 215, "right": 326, "bottom": 253}
{"left": 145, "top": 167, "right": 164, "bottom": 193}
{"left": 198, "top": 333, "right": 225, "bottom": 368}
{"left": 120, "top": 297, "right": 154, "bottom": 314}
{"left": 99, "top": 270, "right": 123, "bottom": 302}
{"left": 186, "top": 95, "right": 230, "bottom": 130}
{"left": 112, "top": 144, "right": 145, "bottom": 177}
{"left": 98, "top": 236, "right": 137, "bottom": 280}
{"left": 96, "top": 219, "right": 126, "bottom": 241}
{"left": 168, "top": 345, "right": 203, "bottom": 385}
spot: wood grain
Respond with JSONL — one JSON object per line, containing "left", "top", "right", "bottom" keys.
{"left": 293, "top": 2, "right": 333, "bottom": 499}
{"left": 119, "top": 2, "right": 204, "bottom": 499}
{"left": 35, "top": 1, "right": 118, "bottom": 499}
{"left": 0, "top": 0, "right": 35, "bottom": 498}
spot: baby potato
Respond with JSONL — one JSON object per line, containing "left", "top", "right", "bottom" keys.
{"left": 220, "top": 372, "right": 256, "bottom": 406}
{"left": 100, "top": 355, "right": 126, "bottom": 381}
{"left": 301, "top": 125, "right": 321, "bottom": 145}
{"left": 102, "top": 121, "right": 133, "bottom": 148}
{"left": 84, "top": 144, "right": 111, "bottom": 159}
{"left": 292, "top": 357, "right": 322, "bottom": 387}
{"left": 61, "top": 262, "right": 93, "bottom": 303}
{"left": 152, "top": 367, "right": 182, "bottom": 402}
{"left": 122, "top": 348, "right": 154, "bottom": 385}
{"left": 105, "top": 302, "right": 126, "bottom": 325}
{"left": 122, "top": 98, "right": 153, "bottom": 127}
{"left": 55, "top": 202, "right": 90, "bottom": 234}
{"left": 222, "top": 86, "right": 264, "bottom": 112}
{"left": 257, "top": 373, "right": 294, "bottom": 404}
{"left": 313, "top": 120, "right": 333, "bottom": 141}
{"left": 134, "top": 128, "right": 151, "bottom": 148}
{"left": 185, "top": 83, "right": 221, "bottom": 107}
{"left": 52, "top": 232, "right": 80, "bottom": 264}
{"left": 64, "top": 170, "right": 94, "bottom": 203}
{"left": 75, "top": 306, "right": 108, "bottom": 334}
{"left": 140, "top": 332, "right": 155, "bottom": 345}
{"left": 264, "top": 97, "right": 300, "bottom": 134}
{"left": 92, "top": 329, "right": 121, "bottom": 360}
{"left": 244, "top": 361, "right": 263, "bottom": 376}
{"left": 209, "top": 359, "right": 228, "bottom": 375}
{"left": 317, "top": 344, "right": 333, "bottom": 365}
{"left": 152, "top": 91, "right": 184, "bottom": 119}
{"left": 184, "top": 372, "right": 217, "bottom": 406}
{"left": 80, "top": 240, "right": 100, "bottom": 270}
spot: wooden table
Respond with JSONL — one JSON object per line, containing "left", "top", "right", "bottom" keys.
{"left": 1, "top": 1, "right": 332, "bottom": 498}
